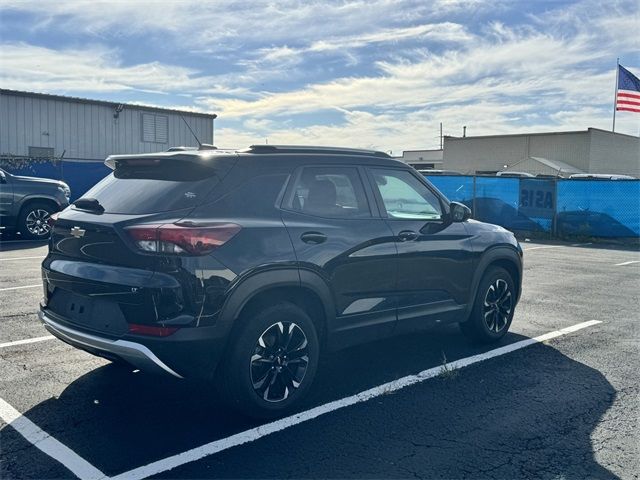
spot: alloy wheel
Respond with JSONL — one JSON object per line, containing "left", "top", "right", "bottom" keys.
{"left": 25, "top": 209, "right": 51, "bottom": 236}
{"left": 482, "top": 279, "right": 513, "bottom": 333}
{"left": 250, "top": 321, "right": 309, "bottom": 403}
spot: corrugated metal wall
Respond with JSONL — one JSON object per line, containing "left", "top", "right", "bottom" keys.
{"left": 0, "top": 92, "right": 214, "bottom": 160}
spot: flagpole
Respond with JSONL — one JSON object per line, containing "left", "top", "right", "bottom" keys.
{"left": 612, "top": 57, "right": 619, "bottom": 132}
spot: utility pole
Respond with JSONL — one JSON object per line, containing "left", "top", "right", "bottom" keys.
{"left": 612, "top": 57, "right": 619, "bottom": 132}
{"left": 439, "top": 122, "right": 443, "bottom": 150}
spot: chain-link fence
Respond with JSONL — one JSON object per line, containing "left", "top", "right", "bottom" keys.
{"left": 426, "top": 175, "right": 640, "bottom": 239}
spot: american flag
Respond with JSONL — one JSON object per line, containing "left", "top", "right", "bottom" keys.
{"left": 616, "top": 64, "right": 640, "bottom": 113}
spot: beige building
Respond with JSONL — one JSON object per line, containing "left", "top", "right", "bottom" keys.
{"left": 395, "top": 149, "right": 443, "bottom": 170}
{"left": 441, "top": 128, "right": 639, "bottom": 177}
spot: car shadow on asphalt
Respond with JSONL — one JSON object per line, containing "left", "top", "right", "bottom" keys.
{"left": 1, "top": 326, "right": 619, "bottom": 479}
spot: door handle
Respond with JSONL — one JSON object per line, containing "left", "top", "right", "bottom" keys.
{"left": 300, "top": 232, "right": 327, "bottom": 244}
{"left": 398, "top": 230, "right": 418, "bottom": 242}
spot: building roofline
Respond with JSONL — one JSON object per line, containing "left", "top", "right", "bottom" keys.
{"left": 0, "top": 89, "right": 217, "bottom": 119}
{"left": 444, "top": 127, "right": 639, "bottom": 141}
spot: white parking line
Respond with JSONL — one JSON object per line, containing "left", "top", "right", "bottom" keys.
{"left": 523, "top": 243, "right": 592, "bottom": 252}
{"left": 0, "top": 256, "right": 45, "bottom": 262}
{"left": 0, "top": 336, "right": 54, "bottom": 349}
{"left": 614, "top": 260, "right": 640, "bottom": 266}
{"left": 0, "top": 398, "right": 106, "bottom": 480}
{"left": 111, "top": 319, "right": 602, "bottom": 480}
{"left": 523, "top": 245, "right": 563, "bottom": 251}
{"left": 0, "top": 284, "right": 41, "bottom": 292}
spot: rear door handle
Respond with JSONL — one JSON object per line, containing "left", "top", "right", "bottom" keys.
{"left": 398, "top": 230, "right": 418, "bottom": 242}
{"left": 300, "top": 232, "right": 327, "bottom": 244}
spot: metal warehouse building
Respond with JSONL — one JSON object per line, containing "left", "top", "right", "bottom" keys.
{"left": 442, "top": 128, "right": 640, "bottom": 177}
{"left": 0, "top": 89, "right": 215, "bottom": 162}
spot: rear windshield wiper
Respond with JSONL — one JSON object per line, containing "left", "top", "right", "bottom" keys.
{"left": 72, "top": 197, "right": 105, "bottom": 214}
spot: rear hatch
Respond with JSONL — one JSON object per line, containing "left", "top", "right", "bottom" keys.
{"left": 44, "top": 152, "right": 237, "bottom": 332}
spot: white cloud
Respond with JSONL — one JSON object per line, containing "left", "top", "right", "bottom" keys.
{"left": 256, "top": 22, "right": 473, "bottom": 64}
{"left": 196, "top": 8, "right": 639, "bottom": 147}
{"left": 1, "top": 0, "right": 484, "bottom": 49}
{"left": 0, "top": 42, "right": 251, "bottom": 98}
{"left": 1, "top": 0, "right": 638, "bottom": 153}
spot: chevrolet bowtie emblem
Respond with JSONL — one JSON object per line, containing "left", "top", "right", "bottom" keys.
{"left": 70, "top": 226, "right": 86, "bottom": 238}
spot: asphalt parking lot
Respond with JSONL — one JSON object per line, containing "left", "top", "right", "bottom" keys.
{"left": 1, "top": 239, "right": 639, "bottom": 480}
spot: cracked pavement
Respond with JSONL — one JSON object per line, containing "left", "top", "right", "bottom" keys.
{"left": 1, "top": 240, "right": 639, "bottom": 479}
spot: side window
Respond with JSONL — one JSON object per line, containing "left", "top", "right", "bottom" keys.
{"left": 288, "top": 167, "right": 371, "bottom": 218}
{"left": 210, "top": 174, "right": 289, "bottom": 216}
{"left": 371, "top": 169, "right": 442, "bottom": 220}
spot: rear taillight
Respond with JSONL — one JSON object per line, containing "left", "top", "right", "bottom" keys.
{"left": 124, "top": 223, "right": 241, "bottom": 256}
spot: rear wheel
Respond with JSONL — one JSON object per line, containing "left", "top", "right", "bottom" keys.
{"left": 18, "top": 202, "right": 55, "bottom": 239}
{"left": 460, "top": 266, "right": 515, "bottom": 343}
{"left": 218, "top": 302, "right": 319, "bottom": 419}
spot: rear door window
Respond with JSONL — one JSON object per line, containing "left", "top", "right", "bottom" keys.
{"left": 286, "top": 166, "right": 371, "bottom": 218}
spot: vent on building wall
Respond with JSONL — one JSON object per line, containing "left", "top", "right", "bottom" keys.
{"left": 141, "top": 113, "right": 168, "bottom": 143}
{"left": 28, "top": 146, "right": 54, "bottom": 158}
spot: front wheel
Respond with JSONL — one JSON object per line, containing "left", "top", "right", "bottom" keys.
{"left": 18, "top": 202, "right": 55, "bottom": 239}
{"left": 460, "top": 266, "right": 516, "bottom": 343}
{"left": 217, "top": 302, "right": 320, "bottom": 419}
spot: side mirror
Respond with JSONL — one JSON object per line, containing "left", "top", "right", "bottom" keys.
{"left": 450, "top": 202, "right": 471, "bottom": 222}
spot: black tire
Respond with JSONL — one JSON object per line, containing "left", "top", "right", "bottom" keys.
{"left": 460, "top": 266, "right": 516, "bottom": 343}
{"left": 18, "top": 201, "right": 56, "bottom": 240}
{"left": 217, "top": 302, "right": 320, "bottom": 419}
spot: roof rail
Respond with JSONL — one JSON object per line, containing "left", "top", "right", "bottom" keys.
{"left": 166, "top": 146, "right": 197, "bottom": 152}
{"left": 243, "top": 144, "right": 391, "bottom": 158}
{"left": 165, "top": 144, "right": 217, "bottom": 152}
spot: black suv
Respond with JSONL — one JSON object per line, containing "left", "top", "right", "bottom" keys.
{"left": 39, "top": 145, "right": 522, "bottom": 417}
{"left": 0, "top": 167, "right": 70, "bottom": 239}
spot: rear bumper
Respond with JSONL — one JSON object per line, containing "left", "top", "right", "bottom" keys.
{"left": 39, "top": 308, "right": 228, "bottom": 379}
{"left": 40, "top": 310, "right": 183, "bottom": 377}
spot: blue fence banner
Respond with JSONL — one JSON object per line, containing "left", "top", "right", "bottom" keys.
{"left": 556, "top": 179, "right": 640, "bottom": 238}
{"left": 519, "top": 179, "right": 555, "bottom": 219}
{"left": 425, "top": 175, "right": 639, "bottom": 239}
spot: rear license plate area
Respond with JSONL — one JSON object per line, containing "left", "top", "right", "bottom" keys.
{"left": 48, "top": 289, "right": 128, "bottom": 335}
{"left": 65, "top": 294, "right": 94, "bottom": 323}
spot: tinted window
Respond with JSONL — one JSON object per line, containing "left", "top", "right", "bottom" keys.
{"left": 206, "top": 174, "right": 289, "bottom": 216}
{"left": 82, "top": 162, "right": 221, "bottom": 214}
{"left": 288, "top": 167, "right": 371, "bottom": 218}
{"left": 371, "top": 168, "right": 442, "bottom": 220}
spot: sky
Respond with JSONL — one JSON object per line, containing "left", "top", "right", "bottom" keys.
{"left": 1, "top": 0, "right": 638, "bottom": 153}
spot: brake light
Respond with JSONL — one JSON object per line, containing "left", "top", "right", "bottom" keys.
{"left": 128, "top": 323, "right": 179, "bottom": 337}
{"left": 47, "top": 212, "right": 60, "bottom": 227}
{"left": 125, "top": 223, "right": 241, "bottom": 255}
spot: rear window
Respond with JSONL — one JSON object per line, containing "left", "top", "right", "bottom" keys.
{"left": 81, "top": 161, "right": 227, "bottom": 214}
